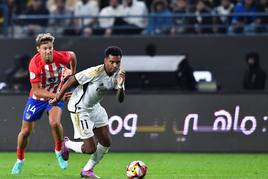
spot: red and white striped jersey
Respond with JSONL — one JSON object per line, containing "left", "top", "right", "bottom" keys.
{"left": 28, "top": 50, "right": 72, "bottom": 100}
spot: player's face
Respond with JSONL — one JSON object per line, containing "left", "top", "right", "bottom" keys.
{"left": 104, "top": 55, "right": 121, "bottom": 75}
{"left": 37, "top": 42, "right": 54, "bottom": 63}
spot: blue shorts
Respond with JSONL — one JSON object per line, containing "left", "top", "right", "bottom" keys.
{"left": 22, "top": 97, "right": 64, "bottom": 122}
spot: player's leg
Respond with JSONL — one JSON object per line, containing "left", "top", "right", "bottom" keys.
{"left": 79, "top": 137, "right": 102, "bottom": 178}
{"left": 83, "top": 126, "right": 111, "bottom": 170}
{"left": 17, "top": 121, "right": 36, "bottom": 157}
{"left": 79, "top": 126, "right": 110, "bottom": 178}
{"left": 48, "top": 106, "right": 63, "bottom": 152}
{"left": 48, "top": 106, "right": 68, "bottom": 169}
{"left": 81, "top": 106, "right": 110, "bottom": 178}
{"left": 64, "top": 136, "right": 96, "bottom": 153}
{"left": 63, "top": 135, "right": 100, "bottom": 178}
{"left": 11, "top": 97, "right": 45, "bottom": 175}
{"left": 63, "top": 112, "right": 96, "bottom": 154}
{"left": 11, "top": 121, "right": 35, "bottom": 174}
{"left": 64, "top": 111, "right": 100, "bottom": 178}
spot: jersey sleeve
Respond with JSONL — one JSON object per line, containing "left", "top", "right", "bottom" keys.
{"left": 74, "top": 66, "right": 100, "bottom": 85}
{"left": 29, "top": 60, "right": 41, "bottom": 84}
{"left": 59, "top": 51, "right": 72, "bottom": 65}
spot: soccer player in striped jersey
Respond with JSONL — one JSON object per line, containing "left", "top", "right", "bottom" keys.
{"left": 50, "top": 46, "right": 125, "bottom": 178}
{"left": 11, "top": 33, "right": 77, "bottom": 175}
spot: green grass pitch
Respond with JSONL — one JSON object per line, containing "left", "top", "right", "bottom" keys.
{"left": 1, "top": 152, "right": 268, "bottom": 178}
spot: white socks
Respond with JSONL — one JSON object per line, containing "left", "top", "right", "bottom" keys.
{"left": 65, "top": 140, "right": 83, "bottom": 153}
{"left": 83, "top": 143, "right": 109, "bottom": 171}
{"left": 65, "top": 139, "right": 109, "bottom": 171}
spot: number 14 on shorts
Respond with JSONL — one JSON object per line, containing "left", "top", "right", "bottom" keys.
{"left": 26, "top": 104, "right": 37, "bottom": 113}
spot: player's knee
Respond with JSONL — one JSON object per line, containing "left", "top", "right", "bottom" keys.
{"left": 83, "top": 145, "right": 96, "bottom": 154}
{"left": 103, "top": 140, "right": 111, "bottom": 148}
{"left": 49, "top": 120, "right": 60, "bottom": 128}
{"left": 21, "top": 128, "right": 32, "bottom": 137}
{"left": 100, "top": 138, "right": 111, "bottom": 148}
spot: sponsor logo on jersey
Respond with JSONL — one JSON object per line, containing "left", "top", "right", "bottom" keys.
{"left": 57, "top": 66, "right": 63, "bottom": 73}
{"left": 48, "top": 77, "right": 57, "bottom": 83}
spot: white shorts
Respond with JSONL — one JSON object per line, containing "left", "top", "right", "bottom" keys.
{"left": 70, "top": 104, "right": 108, "bottom": 139}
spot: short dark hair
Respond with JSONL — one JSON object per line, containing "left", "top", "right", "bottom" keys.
{"left": 105, "top": 46, "right": 122, "bottom": 58}
{"left": 246, "top": 52, "right": 259, "bottom": 61}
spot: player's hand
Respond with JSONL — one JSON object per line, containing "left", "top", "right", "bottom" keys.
{"left": 49, "top": 97, "right": 58, "bottom": 105}
{"left": 62, "top": 92, "right": 72, "bottom": 101}
{"left": 117, "top": 69, "right": 126, "bottom": 86}
{"left": 62, "top": 67, "right": 72, "bottom": 83}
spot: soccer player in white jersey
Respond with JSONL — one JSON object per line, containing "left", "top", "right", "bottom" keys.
{"left": 50, "top": 46, "right": 125, "bottom": 178}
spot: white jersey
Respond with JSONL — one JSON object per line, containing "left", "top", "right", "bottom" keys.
{"left": 68, "top": 64, "right": 122, "bottom": 112}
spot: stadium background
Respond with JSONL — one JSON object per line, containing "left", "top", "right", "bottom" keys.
{"left": 0, "top": 36, "right": 268, "bottom": 152}
{"left": 0, "top": 36, "right": 268, "bottom": 91}
{"left": 1, "top": 0, "right": 268, "bottom": 178}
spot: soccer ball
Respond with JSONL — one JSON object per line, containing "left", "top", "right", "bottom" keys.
{"left": 126, "top": 160, "right": 147, "bottom": 179}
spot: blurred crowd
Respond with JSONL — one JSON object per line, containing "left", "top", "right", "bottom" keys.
{"left": 0, "top": 48, "right": 265, "bottom": 93}
{"left": 0, "top": 0, "right": 267, "bottom": 37}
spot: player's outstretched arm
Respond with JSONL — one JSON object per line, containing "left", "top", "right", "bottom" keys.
{"left": 68, "top": 51, "right": 77, "bottom": 75}
{"left": 50, "top": 75, "right": 78, "bottom": 104}
{"left": 117, "top": 86, "right": 125, "bottom": 103}
{"left": 117, "top": 70, "right": 126, "bottom": 103}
